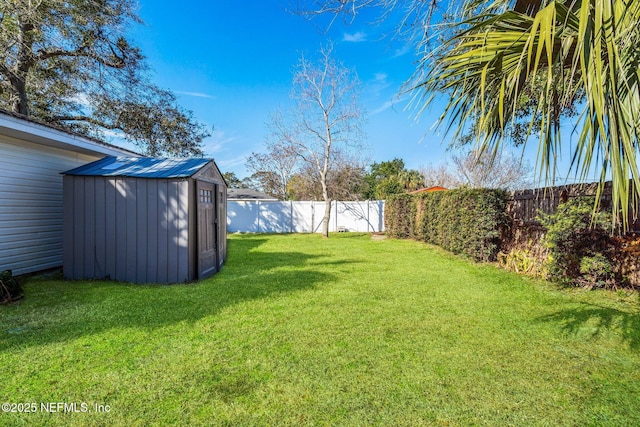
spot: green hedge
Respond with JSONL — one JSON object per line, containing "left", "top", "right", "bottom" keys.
{"left": 385, "top": 189, "right": 509, "bottom": 261}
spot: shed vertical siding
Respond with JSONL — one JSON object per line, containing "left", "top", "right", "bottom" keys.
{"left": 104, "top": 178, "right": 117, "bottom": 279}
{"left": 72, "top": 177, "right": 85, "bottom": 280}
{"left": 135, "top": 179, "right": 148, "bottom": 284}
{"left": 167, "top": 181, "right": 180, "bottom": 283}
{"left": 176, "top": 180, "right": 190, "bottom": 282}
{"left": 64, "top": 176, "right": 194, "bottom": 283}
{"left": 94, "top": 178, "right": 106, "bottom": 278}
{"left": 1, "top": 137, "right": 99, "bottom": 275}
{"left": 125, "top": 177, "right": 137, "bottom": 282}
{"left": 115, "top": 178, "right": 127, "bottom": 281}
{"left": 187, "top": 180, "right": 197, "bottom": 281}
{"left": 146, "top": 180, "right": 159, "bottom": 283}
{"left": 157, "top": 180, "right": 169, "bottom": 282}
{"left": 83, "top": 177, "right": 96, "bottom": 279}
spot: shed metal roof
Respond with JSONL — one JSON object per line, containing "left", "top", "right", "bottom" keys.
{"left": 63, "top": 156, "right": 212, "bottom": 178}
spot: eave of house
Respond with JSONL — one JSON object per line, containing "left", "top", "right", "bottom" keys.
{"left": 0, "top": 111, "right": 138, "bottom": 158}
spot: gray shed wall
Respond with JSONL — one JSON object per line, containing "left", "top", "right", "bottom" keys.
{"left": 63, "top": 176, "right": 195, "bottom": 283}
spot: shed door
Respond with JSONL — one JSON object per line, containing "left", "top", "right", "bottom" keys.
{"left": 197, "top": 181, "right": 217, "bottom": 279}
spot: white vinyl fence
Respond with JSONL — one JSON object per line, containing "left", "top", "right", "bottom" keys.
{"left": 227, "top": 200, "right": 385, "bottom": 233}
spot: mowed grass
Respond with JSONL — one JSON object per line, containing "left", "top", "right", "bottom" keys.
{"left": 1, "top": 233, "right": 639, "bottom": 426}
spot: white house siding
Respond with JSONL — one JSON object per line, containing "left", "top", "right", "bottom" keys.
{"left": 0, "top": 136, "right": 101, "bottom": 275}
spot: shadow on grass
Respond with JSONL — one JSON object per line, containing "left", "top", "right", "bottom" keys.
{"left": 0, "top": 235, "right": 340, "bottom": 351}
{"left": 537, "top": 302, "right": 640, "bottom": 350}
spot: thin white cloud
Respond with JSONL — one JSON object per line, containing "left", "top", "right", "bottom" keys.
{"left": 217, "top": 154, "right": 249, "bottom": 170}
{"left": 365, "top": 72, "right": 392, "bottom": 100}
{"left": 371, "top": 93, "right": 411, "bottom": 116}
{"left": 342, "top": 31, "right": 367, "bottom": 43}
{"left": 392, "top": 45, "right": 411, "bottom": 58}
{"left": 202, "top": 130, "right": 237, "bottom": 155}
{"left": 373, "top": 72, "right": 388, "bottom": 82}
{"left": 175, "top": 91, "right": 215, "bottom": 99}
{"left": 370, "top": 72, "right": 390, "bottom": 90}
{"left": 371, "top": 99, "right": 396, "bottom": 115}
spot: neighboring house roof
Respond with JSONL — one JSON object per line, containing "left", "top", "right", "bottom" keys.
{"left": 409, "top": 186, "right": 448, "bottom": 194}
{"left": 63, "top": 156, "right": 214, "bottom": 178}
{"left": 0, "top": 109, "right": 138, "bottom": 157}
{"left": 227, "top": 188, "right": 278, "bottom": 200}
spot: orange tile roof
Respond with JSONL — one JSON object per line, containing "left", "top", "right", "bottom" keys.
{"left": 408, "top": 186, "right": 448, "bottom": 194}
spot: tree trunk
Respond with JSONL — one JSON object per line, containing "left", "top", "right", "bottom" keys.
{"left": 320, "top": 164, "right": 332, "bottom": 238}
{"left": 322, "top": 198, "right": 332, "bottom": 238}
{"left": 11, "top": 78, "right": 29, "bottom": 116}
{"left": 11, "top": 19, "right": 35, "bottom": 116}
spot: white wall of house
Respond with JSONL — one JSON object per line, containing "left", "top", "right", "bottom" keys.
{"left": 227, "top": 200, "right": 385, "bottom": 233}
{"left": 0, "top": 113, "right": 135, "bottom": 275}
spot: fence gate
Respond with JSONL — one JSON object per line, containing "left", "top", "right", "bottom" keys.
{"left": 197, "top": 181, "right": 217, "bottom": 279}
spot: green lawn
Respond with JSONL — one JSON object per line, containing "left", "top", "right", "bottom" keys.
{"left": 1, "top": 233, "right": 639, "bottom": 426}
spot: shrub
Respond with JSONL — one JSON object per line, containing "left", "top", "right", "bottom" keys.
{"left": 539, "top": 197, "right": 616, "bottom": 287}
{"left": 579, "top": 253, "right": 616, "bottom": 289}
{"left": 384, "top": 194, "right": 413, "bottom": 239}
{"left": 497, "top": 248, "right": 548, "bottom": 277}
{"left": 0, "top": 270, "right": 24, "bottom": 304}
{"left": 386, "top": 188, "right": 508, "bottom": 261}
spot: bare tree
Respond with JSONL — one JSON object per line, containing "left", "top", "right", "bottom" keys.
{"left": 287, "top": 150, "right": 367, "bottom": 201}
{"left": 269, "top": 44, "right": 365, "bottom": 237}
{"left": 246, "top": 140, "right": 301, "bottom": 200}
{"left": 421, "top": 163, "right": 462, "bottom": 189}
{"left": 452, "top": 149, "right": 532, "bottom": 191}
{"left": 421, "top": 149, "right": 531, "bottom": 190}
{"left": 328, "top": 158, "right": 367, "bottom": 200}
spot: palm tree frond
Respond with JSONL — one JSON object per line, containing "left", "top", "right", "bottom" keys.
{"left": 419, "top": 0, "right": 640, "bottom": 228}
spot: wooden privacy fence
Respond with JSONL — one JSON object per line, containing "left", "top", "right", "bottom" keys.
{"left": 507, "top": 181, "right": 640, "bottom": 231}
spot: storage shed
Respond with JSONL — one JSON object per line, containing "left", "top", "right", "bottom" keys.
{"left": 62, "top": 156, "right": 227, "bottom": 284}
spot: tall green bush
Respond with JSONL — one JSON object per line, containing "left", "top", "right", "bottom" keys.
{"left": 384, "top": 194, "right": 413, "bottom": 239}
{"left": 539, "top": 197, "right": 616, "bottom": 287}
{"left": 386, "top": 189, "right": 508, "bottom": 261}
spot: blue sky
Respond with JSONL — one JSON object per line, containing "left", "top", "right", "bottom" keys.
{"left": 127, "top": 0, "right": 587, "bottom": 184}
{"left": 123, "top": 0, "right": 457, "bottom": 178}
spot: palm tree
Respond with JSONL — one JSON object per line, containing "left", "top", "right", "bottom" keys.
{"left": 398, "top": 169, "right": 426, "bottom": 191}
{"left": 418, "top": 0, "right": 640, "bottom": 227}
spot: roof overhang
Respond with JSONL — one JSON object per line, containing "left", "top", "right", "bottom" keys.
{"left": 0, "top": 111, "right": 138, "bottom": 157}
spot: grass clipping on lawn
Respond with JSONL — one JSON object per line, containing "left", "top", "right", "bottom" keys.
{"left": 1, "top": 233, "right": 639, "bottom": 426}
